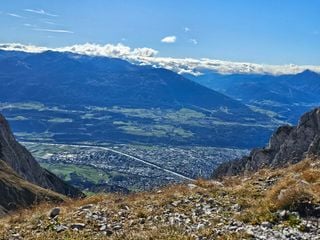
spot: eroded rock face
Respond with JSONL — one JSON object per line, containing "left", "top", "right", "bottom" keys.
{"left": 272, "top": 108, "right": 320, "bottom": 165}
{"left": 213, "top": 108, "right": 320, "bottom": 178}
{"left": 0, "top": 160, "right": 63, "bottom": 216}
{"left": 0, "top": 114, "right": 83, "bottom": 197}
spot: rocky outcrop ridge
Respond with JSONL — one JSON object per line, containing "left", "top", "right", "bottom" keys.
{"left": 0, "top": 113, "right": 83, "bottom": 197}
{"left": 213, "top": 107, "right": 320, "bottom": 178}
{"left": 0, "top": 160, "right": 64, "bottom": 216}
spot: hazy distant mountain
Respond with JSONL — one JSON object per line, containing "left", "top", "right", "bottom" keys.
{"left": 0, "top": 50, "right": 251, "bottom": 113}
{"left": 187, "top": 70, "right": 320, "bottom": 123}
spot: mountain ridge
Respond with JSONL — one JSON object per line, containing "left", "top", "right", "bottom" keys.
{"left": 0, "top": 50, "right": 250, "bottom": 111}
{"left": 188, "top": 70, "right": 320, "bottom": 123}
{"left": 0, "top": 49, "right": 275, "bottom": 148}
{"left": 212, "top": 107, "right": 320, "bottom": 178}
{"left": 0, "top": 113, "right": 83, "bottom": 197}
{"left": 0, "top": 159, "right": 65, "bottom": 216}
{"left": 1, "top": 43, "right": 320, "bottom": 76}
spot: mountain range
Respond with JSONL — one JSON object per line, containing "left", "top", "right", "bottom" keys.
{"left": 187, "top": 70, "right": 320, "bottom": 123}
{"left": 0, "top": 50, "right": 274, "bottom": 148}
{"left": 1, "top": 49, "right": 320, "bottom": 149}
{"left": 0, "top": 50, "right": 248, "bottom": 111}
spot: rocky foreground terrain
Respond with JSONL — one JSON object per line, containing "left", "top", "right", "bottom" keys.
{"left": 0, "top": 156, "right": 319, "bottom": 240}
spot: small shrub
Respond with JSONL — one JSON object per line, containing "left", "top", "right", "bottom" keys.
{"left": 288, "top": 214, "right": 301, "bottom": 227}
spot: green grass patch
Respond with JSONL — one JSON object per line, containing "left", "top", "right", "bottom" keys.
{"left": 117, "top": 123, "right": 193, "bottom": 138}
{"left": 41, "top": 163, "right": 110, "bottom": 184}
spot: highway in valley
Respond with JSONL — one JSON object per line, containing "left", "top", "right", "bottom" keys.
{"left": 23, "top": 142, "right": 196, "bottom": 182}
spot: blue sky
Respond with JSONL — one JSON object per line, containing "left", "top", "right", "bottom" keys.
{"left": 0, "top": 0, "right": 319, "bottom": 65}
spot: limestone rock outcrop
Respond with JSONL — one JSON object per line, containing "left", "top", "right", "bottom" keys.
{"left": 213, "top": 108, "right": 320, "bottom": 178}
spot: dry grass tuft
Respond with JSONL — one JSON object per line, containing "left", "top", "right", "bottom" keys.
{"left": 236, "top": 158, "right": 320, "bottom": 224}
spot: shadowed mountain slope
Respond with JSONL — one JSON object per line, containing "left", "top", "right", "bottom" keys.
{"left": 0, "top": 159, "right": 64, "bottom": 216}
{"left": 0, "top": 50, "right": 266, "bottom": 119}
{"left": 0, "top": 113, "right": 83, "bottom": 197}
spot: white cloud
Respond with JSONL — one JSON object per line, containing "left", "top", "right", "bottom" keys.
{"left": 24, "top": 9, "right": 58, "bottom": 17}
{"left": 132, "top": 47, "right": 158, "bottom": 57}
{"left": 161, "top": 36, "right": 176, "bottom": 43}
{"left": 43, "top": 21, "right": 57, "bottom": 25}
{"left": 56, "top": 43, "right": 158, "bottom": 58}
{"left": 0, "top": 42, "right": 320, "bottom": 76}
{"left": 23, "top": 23, "right": 37, "bottom": 28}
{"left": 33, "top": 28, "right": 74, "bottom": 34}
{"left": 7, "top": 13, "right": 24, "bottom": 18}
{"left": 184, "top": 27, "right": 190, "bottom": 32}
{"left": 0, "top": 43, "right": 49, "bottom": 52}
{"left": 189, "top": 39, "right": 198, "bottom": 45}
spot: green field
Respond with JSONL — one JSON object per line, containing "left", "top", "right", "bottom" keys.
{"left": 3, "top": 102, "right": 276, "bottom": 148}
{"left": 41, "top": 163, "right": 110, "bottom": 184}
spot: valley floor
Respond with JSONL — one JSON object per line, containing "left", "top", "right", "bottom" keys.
{"left": 23, "top": 142, "right": 247, "bottom": 193}
{"left": 1, "top": 158, "right": 319, "bottom": 240}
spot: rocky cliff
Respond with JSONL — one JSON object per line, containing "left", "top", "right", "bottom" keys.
{"left": 213, "top": 107, "right": 320, "bottom": 178}
{"left": 0, "top": 160, "right": 64, "bottom": 216}
{"left": 0, "top": 114, "right": 83, "bottom": 197}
